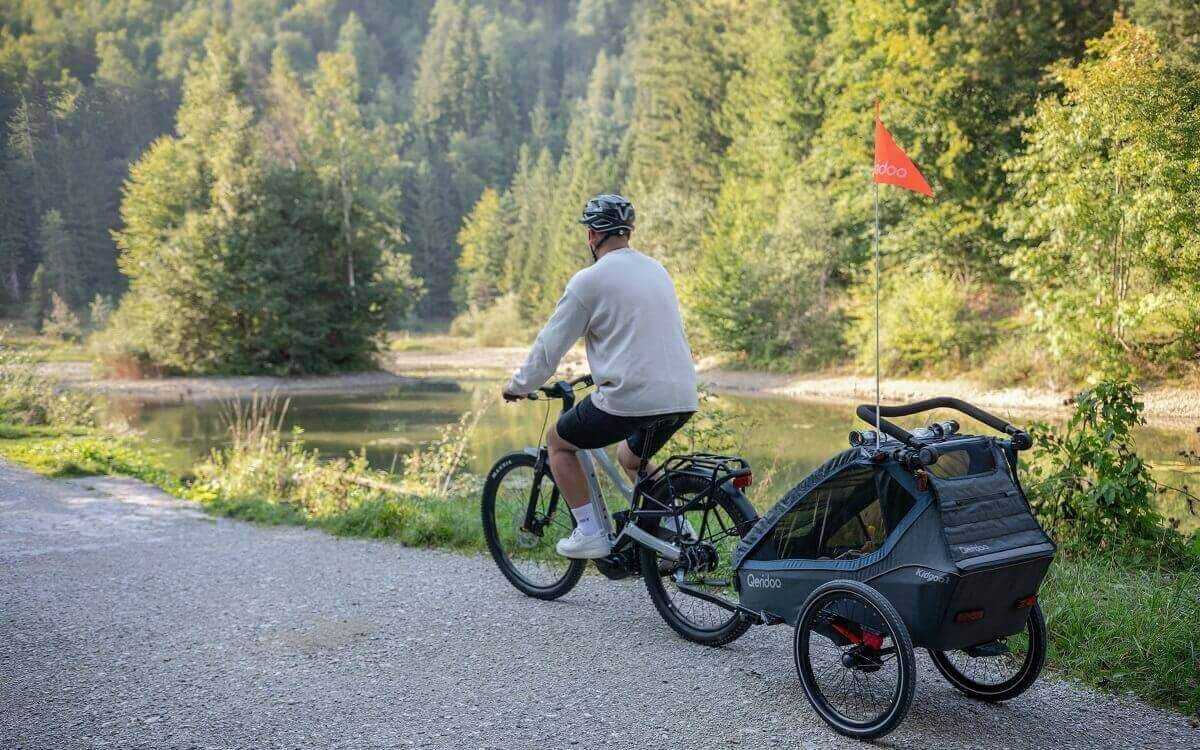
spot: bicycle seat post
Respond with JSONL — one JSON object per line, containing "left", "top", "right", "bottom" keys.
{"left": 636, "top": 420, "right": 661, "bottom": 481}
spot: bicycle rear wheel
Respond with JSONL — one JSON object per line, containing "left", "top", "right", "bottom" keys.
{"left": 482, "top": 451, "right": 585, "bottom": 599}
{"left": 640, "top": 474, "right": 755, "bottom": 646}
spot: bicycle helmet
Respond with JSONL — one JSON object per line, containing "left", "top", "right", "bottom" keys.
{"left": 579, "top": 194, "right": 635, "bottom": 238}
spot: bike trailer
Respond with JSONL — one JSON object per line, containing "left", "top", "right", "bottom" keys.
{"left": 731, "top": 407, "right": 1055, "bottom": 652}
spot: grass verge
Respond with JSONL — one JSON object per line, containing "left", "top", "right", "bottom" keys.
{"left": 1040, "top": 552, "right": 1200, "bottom": 715}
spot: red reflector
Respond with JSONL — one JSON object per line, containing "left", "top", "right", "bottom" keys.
{"left": 1015, "top": 595, "right": 1038, "bottom": 609}
{"left": 732, "top": 473, "right": 752, "bottom": 489}
{"left": 954, "top": 609, "right": 985, "bottom": 623}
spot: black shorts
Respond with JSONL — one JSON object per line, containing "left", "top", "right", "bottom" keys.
{"left": 556, "top": 394, "right": 693, "bottom": 458}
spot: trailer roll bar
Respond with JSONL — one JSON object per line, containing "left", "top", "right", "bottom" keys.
{"left": 856, "top": 397, "right": 1033, "bottom": 467}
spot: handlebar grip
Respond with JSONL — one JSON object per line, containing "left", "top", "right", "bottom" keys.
{"left": 856, "top": 404, "right": 920, "bottom": 448}
{"left": 916, "top": 445, "right": 940, "bottom": 468}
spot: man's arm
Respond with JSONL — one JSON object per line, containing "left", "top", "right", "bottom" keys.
{"left": 505, "top": 289, "right": 589, "bottom": 396}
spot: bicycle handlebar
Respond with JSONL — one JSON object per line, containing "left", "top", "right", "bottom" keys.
{"left": 506, "top": 373, "right": 594, "bottom": 401}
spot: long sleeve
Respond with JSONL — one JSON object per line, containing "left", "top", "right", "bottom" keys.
{"left": 506, "top": 289, "right": 589, "bottom": 394}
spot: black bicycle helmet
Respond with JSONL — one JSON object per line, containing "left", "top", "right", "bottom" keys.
{"left": 579, "top": 194, "right": 635, "bottom": 237}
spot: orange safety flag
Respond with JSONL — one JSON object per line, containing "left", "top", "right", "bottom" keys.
{"left": 873, "top": 102, "right": 933, "bottom": 197}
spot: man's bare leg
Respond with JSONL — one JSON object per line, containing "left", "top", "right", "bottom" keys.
{"left": 616, "top": 440, "right": 649, "bottom": 484}
{"left": 618, "top": 439, "right": 691, "bottom": 538}
{"left": 546, "top": 424, "right": 590, "bottom": 509}
{"left": 546, "top": 425, "right": 611, "bottom": 557}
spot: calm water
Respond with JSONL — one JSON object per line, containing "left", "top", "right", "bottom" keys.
{"left": 103, "top": 379, "right": 1200, "bottom": 531}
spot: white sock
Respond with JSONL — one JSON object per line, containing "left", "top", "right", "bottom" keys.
{"left": 570, "top": 503, "right": 601, "bottom": 536}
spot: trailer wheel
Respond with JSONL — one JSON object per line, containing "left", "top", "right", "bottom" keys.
{"left": 793, "top": 580, "right": 915, "bottom": 741}
{"left": 929, "top": 602, "right": 1046, "bottom": 702}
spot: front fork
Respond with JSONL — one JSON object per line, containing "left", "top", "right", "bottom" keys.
{"left": 522, "top": 447, "right": 560, "bottom": 535}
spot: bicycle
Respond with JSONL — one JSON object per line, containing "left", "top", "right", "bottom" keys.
{"left": 480, "top": 373, "right": 761, "bottom": 646}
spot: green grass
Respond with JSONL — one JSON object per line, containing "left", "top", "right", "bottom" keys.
{"left": 0, "top": 432, "right": 183, "bottom": 491}
{"left": 1040, "top": 553, "right": 1200, "bottom": 715}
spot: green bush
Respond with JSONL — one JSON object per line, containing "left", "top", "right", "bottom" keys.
{"left": 852, "top": 267, "right": 985, "bottom": 374}
{"left": 1026, "top": 380, "right": 1196, "bottom": 561}
{"left": 448, "top": 293, "right": 527, "bottom": 347}
{"left": 0, "top": 334, "right": 95, "bottom": 428}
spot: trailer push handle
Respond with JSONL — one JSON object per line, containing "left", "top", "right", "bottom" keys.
{"left": 856, "top": 397, "right": 1033, "bottom": 461}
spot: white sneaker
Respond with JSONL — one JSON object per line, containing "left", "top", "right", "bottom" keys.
{"left": 556, "top": 528, "right": 612, "bottom": 559}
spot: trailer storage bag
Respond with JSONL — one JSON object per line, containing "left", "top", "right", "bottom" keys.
{"left": 925, "top": 439, "right": 1054, "bottom": 571}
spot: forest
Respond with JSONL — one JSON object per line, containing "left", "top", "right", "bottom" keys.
{"left": 2, "top": 0, "right": 1199, "bottom": 382}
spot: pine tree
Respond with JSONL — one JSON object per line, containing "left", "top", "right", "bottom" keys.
{"left": 455, "top": 188, "right": 508, "bottom": 311}
{"left": 36, "top": 209, "right": 85, "bottom": 309}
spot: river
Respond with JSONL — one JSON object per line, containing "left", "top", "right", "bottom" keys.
{"left": 102, "top": 377, "right": 1199, "bottom": 532}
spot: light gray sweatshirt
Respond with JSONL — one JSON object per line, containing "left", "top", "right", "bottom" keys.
{"left": 506, "top": 247, "right": 699, "bottom": 417}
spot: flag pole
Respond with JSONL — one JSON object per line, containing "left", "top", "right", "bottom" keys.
{"left": 873, "top": 179, "right": 881, "bottom": 451}
{"left": 872, "top": 100, "right": 882, "bottom": 451}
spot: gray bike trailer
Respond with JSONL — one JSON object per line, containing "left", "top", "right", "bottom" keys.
{"left": 731, "top": 412, "right": 1055, "bottom": 652}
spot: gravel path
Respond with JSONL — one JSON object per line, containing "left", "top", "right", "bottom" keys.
{"left": 1, "top": 461, "right": 1195, "bottom": 750}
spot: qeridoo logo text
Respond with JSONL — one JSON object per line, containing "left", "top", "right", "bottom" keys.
{"left": 914, "top": 568, "right": 949, "bottom": 584}
{"left": 956, "top": 543, "right": 990, "bottom": 554}
{"left": 874, "top": 161, "right": 909, "bottom": 179}
{"left": 745, "top": 573, "right": 782, "bottom": 589}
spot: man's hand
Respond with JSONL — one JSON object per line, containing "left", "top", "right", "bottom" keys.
{"left": 502, "top": 389, "right": 526, "bottom": 403}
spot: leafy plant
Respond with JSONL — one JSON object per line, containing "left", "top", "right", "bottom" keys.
{"left": 1026, "top": 380, "right": 1194, "bottom": 559}
{"left": 852, "top": 266, "right": 985, "bottom": 374}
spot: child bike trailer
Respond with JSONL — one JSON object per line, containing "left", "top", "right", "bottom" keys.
{"left": 731, "top": 398, "right": 1055, "bottom": 740}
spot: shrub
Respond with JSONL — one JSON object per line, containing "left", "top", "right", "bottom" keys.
{"left": 0, "top": 333, "right": 95, "bottom": 428}
{"left": 42, "top": 292, "right": 82, "bottom": 342}
{"left": 852, "top": 267, "right": 985, "bottom": 375}
{"left": 1026, "top": 380, "right": 1196, "bottom": 561}
{"left": 87, "top": 294, "right": 114, "bottom": 330}
{"left": 448, "top": 293, "right": 527, "bottom": 347}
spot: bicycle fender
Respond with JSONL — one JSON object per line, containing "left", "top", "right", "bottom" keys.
{"left": 721, "top": 482, "right": 760, "bottom": 524}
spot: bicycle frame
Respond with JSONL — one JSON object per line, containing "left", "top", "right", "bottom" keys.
{"left": 527, "top": 444, "right": 683, "bottom": 562}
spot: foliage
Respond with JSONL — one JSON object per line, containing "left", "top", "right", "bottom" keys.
{"left": 87, "top": 294, "right": 114, "bottom": 330}
{"left": 107, "top": 35, "right": 420, "bottom": 375}
{"left": 401, "top": 400, "right": 489, "bottom": 497}
{"left": 0, "top": 333, "right": 94, "bottom": 428}
{"left": 3, "top": 3, "right": 1200, "bottom": 382}
{"left": 41, "top": 292, "right": 82, "bottom": 342}
{"left": 448, "top": 293, "right": 528, "bottom": 347}
{"left": 850, "top": 267, "right": 984, "bottom": 374}
{"left": 454, "top": 187, "right": 508, "bottom": 311}
{"left": 1026, "top": 380, "right": 1195, "bottom": 561}
{"left": 1040, "top": 552, "right": 1200, "bottom": 716}
{"left": 1004, "top": 18, "right": 1200, "bottom": 380}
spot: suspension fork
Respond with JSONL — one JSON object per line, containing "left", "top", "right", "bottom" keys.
{"left": 522, "top": 447, "right": 561, "bottom": 534}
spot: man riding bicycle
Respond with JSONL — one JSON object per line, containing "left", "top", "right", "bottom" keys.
{"left": 502, "top": 194, "right": 699, "bottom": 559}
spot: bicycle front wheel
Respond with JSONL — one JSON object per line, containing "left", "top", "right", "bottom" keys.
{"left": 482, "top": 451, "right": 585, "bottom": 599}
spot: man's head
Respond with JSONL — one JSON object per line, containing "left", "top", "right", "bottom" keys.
{"left": 579, "top": 194, "right": 634, "bottom": 259}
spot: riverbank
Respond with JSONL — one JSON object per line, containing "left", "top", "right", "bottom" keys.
{"left": 36, "top": 361, "right": 460, "bottom": 403}
{"left": 35, "top": 346, "right": 1200, "bottom": 426}
{"left": 381, "top": 346, "right": 1200, "bottom": 426}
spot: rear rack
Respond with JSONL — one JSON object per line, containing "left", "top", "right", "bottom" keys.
{"left": 635, "top": 453, "right": 752, "bottom": 519}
